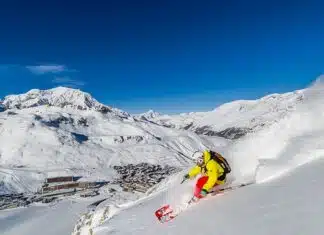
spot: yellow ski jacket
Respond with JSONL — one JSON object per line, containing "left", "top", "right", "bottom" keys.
{"left": 188, "top": 150, "right": 225, "bottom": 191}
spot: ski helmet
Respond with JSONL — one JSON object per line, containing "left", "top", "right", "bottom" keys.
{"left": 192, "top": 151, "right": 204, "bottom": 166}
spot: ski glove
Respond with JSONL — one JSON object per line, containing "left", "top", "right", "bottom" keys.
{"left": 200, "top": 189, "right": 208, "bottom": 197}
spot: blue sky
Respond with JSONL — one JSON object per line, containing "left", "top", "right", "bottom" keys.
{"left": 0, "top": 0, "right": 323, "bottom": 114}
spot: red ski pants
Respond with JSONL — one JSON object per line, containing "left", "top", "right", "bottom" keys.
{"left": 194, "top": 176, "right": 219, "bottom": 198}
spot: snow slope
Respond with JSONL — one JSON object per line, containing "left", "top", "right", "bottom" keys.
{"left": 0, "top": 196, "right": 104, "bottom": 235}
{"left": 85, "top": 79, "right": 324, "bottom": 235}
{"left": 95, "top": 158, "right": 324, "bottom": 235}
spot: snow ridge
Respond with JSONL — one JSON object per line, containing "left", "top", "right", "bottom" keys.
{"left": 133, "top": 110, "right": 161, "bottom": 122}
{"left": 147, "top": 89, "right": 304, "bottom": 139}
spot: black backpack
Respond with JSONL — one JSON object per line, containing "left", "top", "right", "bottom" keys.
{"left": 209, "top": 150, "right": 231, "bottom": 174}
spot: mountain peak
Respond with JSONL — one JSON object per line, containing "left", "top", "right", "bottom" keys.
{"left": 1, "top": 86, "right": 129, "bottom": 116}
{"left": 136, "top": 109, "right": 161, "bottom": 120}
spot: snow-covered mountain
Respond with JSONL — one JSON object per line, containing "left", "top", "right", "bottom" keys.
{"left": 134, "top": 110, "right": 161, "bottom": 121}
{"left": 0, "top": 87, "right": 225, "bottom": 195}
{"left": 147, "top": 90, "right": 304, "bottom": 139}
{"left": 1, "top": 87, "right": 129, "bottom": 117}
{"left": 0, "top": 84, "right": 306, "bottom": 195}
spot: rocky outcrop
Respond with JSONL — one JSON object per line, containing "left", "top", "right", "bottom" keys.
{"left": 41, "top": 115, "right": 75, "bottom": 128}
{"left": 113, "top": 135, "right": 144, "bottom": 144}
{"left": 38, "top": 114, "right": 89, "bottom": 129}
{"left": 195, "top": 126, "right": 252, "bottom": 139}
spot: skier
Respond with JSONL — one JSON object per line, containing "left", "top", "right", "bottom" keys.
{"left": 182, "top": 149, "right": 231, "bottom": 200}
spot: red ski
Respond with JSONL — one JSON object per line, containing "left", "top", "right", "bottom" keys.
{"left": 155, "top": 204, "right": 177, "bottom": 223}
{"left": 154, "top": 182, "right": 253, "bottom": 223}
